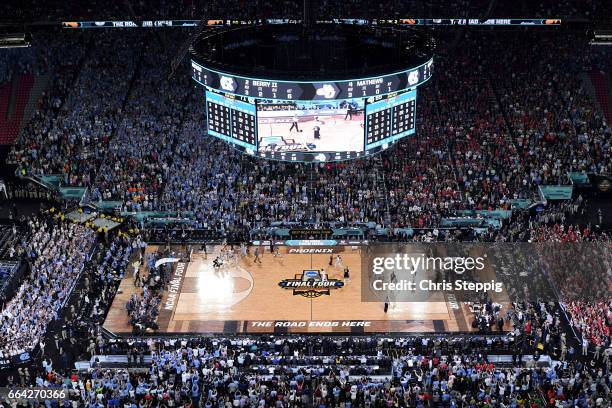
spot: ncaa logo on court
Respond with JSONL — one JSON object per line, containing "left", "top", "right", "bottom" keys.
{"left": 279, "top": 270, "right": 344, "bottom": 298}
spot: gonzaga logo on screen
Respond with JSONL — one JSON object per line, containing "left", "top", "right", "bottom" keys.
{"left": 407, "top": 70, "right": 420, "bottom": 85}
{"left": 279, "top": 270, "right": 344, "bottom": 298}
{"left": 315, "top": 84, "right": 337, "bottom": 99}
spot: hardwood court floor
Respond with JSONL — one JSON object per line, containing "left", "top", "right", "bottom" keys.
{"left": 104, "top": 245, "right": 489, "bottom": 334}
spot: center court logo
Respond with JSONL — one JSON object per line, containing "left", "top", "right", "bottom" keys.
{"left": 279, "top": 270, "right": 344, "bottom": 298}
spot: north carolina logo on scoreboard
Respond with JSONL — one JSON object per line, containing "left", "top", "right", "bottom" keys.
{"left": 220, "top": 75, "right": 237, "bottom": 91}
{"left": 279, "top": 270, "right": 344, "bottom": 298}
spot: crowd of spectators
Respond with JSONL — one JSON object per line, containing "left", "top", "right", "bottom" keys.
{"left": 566, "top": 301, "right": 611, "bottom": 348}
{"left": 71, "top": 237, "right": 133, "bottom": 327}
{"left": 92, "top": 31, "right": 192, "bottom": 210}
{"left": 5, "top": 325, "right": 611, "bottom": 407}
{"left": 13, "top": 32, "right": 142, "bottom": 187}
{"left": 126, "top": 250, "right": 177, "bottom": 333}
{"left": 0, "top": 217, "right": 94, "bottom": 359}
{"left": 5, "top": 30, "right": 610, "bottom": 238}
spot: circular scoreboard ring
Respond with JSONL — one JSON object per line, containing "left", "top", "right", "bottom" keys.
{"left": 190, "top": 23, "right": 434, "bottom": 100}
{"left": 190, "top": 22, "right": 435, "bottom": 162}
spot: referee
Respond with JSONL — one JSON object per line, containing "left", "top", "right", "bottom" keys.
{"left": 289, "top": 113, "right": 300, "bottom": 132}
{"left": 344, "top": 105, "right": 354, "bottom": 120}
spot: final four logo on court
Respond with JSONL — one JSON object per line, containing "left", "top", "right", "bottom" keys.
{"left": 278, "top": 270, "right": 344, "bottom": 298}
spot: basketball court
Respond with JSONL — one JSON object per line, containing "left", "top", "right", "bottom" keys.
{"left": 103, "top": 244, "right": 510, "bottom": 335}
{"left": 257, "top": 114, "right": 365, "bottom": 153}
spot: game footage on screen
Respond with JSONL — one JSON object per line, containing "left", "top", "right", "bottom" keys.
{"left": 257, "top": 99, "right": 365, "bottom": 153}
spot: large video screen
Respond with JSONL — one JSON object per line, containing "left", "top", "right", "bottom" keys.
{"left": 192, "top": 58, "right": 433, "bottom": 100}
{"left": 365, "top": 89, "right": 417, "bottom": 149}
{"left": 203, "top": 88, "right": 417, "bottom": 162}
{"left": 205, "top": 90, "right": 257, "bottom": 151}
{"left": 256, "top": 99, "right": 365, "bottom": 158}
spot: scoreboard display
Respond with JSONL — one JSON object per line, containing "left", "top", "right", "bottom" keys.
{"left": 193, "top": 59, "right": 432, "bottom": 101}
{"left": 204, "top": 88, "right": 418, "bottom": 162}
{"left": 197, "top": 51, "right": 429, "bottom": 162}
{"left": 205, "top": 91, "right": 257, "bottom": 151}
{"left": 365, "top": 90, "right": 417, "bottom": 149}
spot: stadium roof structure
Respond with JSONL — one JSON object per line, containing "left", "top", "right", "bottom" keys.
{"left": 190, "top": 22, "right": 435, "bottom": 81}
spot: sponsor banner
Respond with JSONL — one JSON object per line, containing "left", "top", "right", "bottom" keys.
{"left": 539, "top": 185, "right": 573, "bottom": 200}
{"left": 288, "top": 228, "right": 334, "bottom": 237}
{"left": 249, "top": 320, "right": 372, "bottom": 329}
{"left": 285, "top": 240, "right": 338, "bottom": 246}
{"left": 252, "top": 240, "right": 367, "bottom": 246}
{"left": 251, "top": 240, "right": 282, "bottom": 246}
{"left": 287, "top": 248, "right": 335, "bottom": 254}
{"left": 395, "top": 18, "right": 561, "bottom": 26}
{"left": 338, "top": 240, "right": 368, "bottom": 246}
{"left": 63, "top": 19, "right": 561, "bottom": 30}
{"left": 361, "top": 243, "right": 611, "bottom": 303}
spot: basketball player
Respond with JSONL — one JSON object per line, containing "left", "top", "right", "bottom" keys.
{"left": 289, "top": 113, "right": 300, "bottom": 132}
{"left": 273, "top": 246, "right": 282, "bottom": 258}
{"left": 213, "top": 257, "right": 223, "bottom": 269}
{"left": 253, "top": 247, "right": 262, "bottom": 264}
{"left": 227, "top": 249, "right": 237, "bottom": 266}
{"left": 334, "top": 254, "right": 343, "bottom": 270}
{"left": 343, "top": 266, "right": 350, "bottom": 282}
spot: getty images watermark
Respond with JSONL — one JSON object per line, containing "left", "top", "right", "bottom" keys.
{"left": 371, "top": 253, "right": 502, "bottom": 293}
{"left": 360, "top": 243, "right": 611, "bottom": 303}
